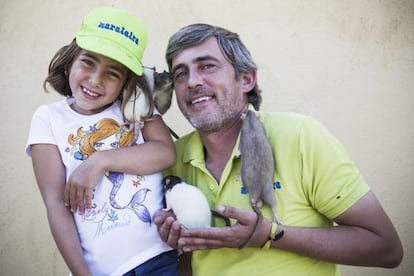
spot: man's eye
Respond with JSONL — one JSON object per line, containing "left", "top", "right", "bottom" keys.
{"left": 202, "top": 64, "right": 215, "bottom": 70}
{"left": 174, "top": 71, "right": 187, "bottom": 81}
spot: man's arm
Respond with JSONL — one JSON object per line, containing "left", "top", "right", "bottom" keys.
{"left": 273, "top": 191, "right": 403, "bottom": 267}
{"left": 154, "top": 191, "right": 403, "bottom": 268}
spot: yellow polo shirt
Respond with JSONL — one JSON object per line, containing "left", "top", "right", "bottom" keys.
{"left": 164, "top": 111, "right": 370, "bottom": 276}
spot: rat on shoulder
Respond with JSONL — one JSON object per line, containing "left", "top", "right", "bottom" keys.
{"left": 238, "top": 109, "right": 281, "bottom": 248}
{"left": 121, "top": 66, "right": 175, "bottom": 142}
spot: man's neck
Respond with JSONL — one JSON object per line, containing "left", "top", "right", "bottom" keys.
{"left": 200, "top": 119, "right": 242, "bottom": 182}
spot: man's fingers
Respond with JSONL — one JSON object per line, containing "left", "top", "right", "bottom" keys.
{"left": 167, "top": 220, "right": 182, "bottom": 248}
{"left": 153, "top": 210, "right": 173, "bottom": 226}
{"left": 160, "top": 217, "right": 180, "bottom": 245}
{"left": 158, "top": 216, "right": 174, "bottom": 240}
{"left": 153, "top": 210, "right": 182, "bottom": 248}
{"left": 215, "top": 205, "right": 253, "bottom": 224}
{"left": 179, "top": 227, "right": 236, "bottom": 251}
{"left": 158, "top": 215, "right": 181, "bottom": 248}
{"left": 178, "top": 206, "right": 263, "bottom": 250}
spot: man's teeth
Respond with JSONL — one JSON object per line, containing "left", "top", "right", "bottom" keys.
{"left": 82, "top": 87, "right": 99, "bottom": 97}
{"left": 192, "top": 96, "right": 211, "bottom": 104}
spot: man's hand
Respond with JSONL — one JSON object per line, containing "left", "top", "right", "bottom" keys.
{"left": 153, "top": 209, "right": 182, "bottom": 248}
{"left": 177, "top": 205, "right": 271, "bottom": 252}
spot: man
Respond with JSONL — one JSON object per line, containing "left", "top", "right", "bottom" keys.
{"left": 154, "top": 23, "right": 403, "bottom": 275}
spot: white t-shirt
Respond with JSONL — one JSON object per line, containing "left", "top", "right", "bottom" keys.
{"left": 26, "top": 98, "right": 172, "bottom": 275}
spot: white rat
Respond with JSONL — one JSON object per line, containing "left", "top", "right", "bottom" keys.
{"left": 163, "top": 175, "right": 212, "bottom": 229}
{"left": 122, "top": 66, "right": 173, "bottom": 122}
{"left": 121, "top": 67, "right": 176, "bottom": 142}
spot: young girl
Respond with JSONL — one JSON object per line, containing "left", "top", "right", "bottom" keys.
{"left": 26, "top": 7, "right": 178, "bottom": 276}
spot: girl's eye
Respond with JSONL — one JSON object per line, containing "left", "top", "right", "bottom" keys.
{"left": 107, "top": 71, "right": 122, "bottom": 79}
{"left": 81, "top": 59, "right": 94, "bottom": 67}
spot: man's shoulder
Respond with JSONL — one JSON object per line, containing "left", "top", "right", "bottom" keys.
{"left": 174, "top": 131, "right": 198, "bottom": 145}
{"left": 261, "top": 111, "right": 309, "bottom": 121}
{"left": 173, "top": 131, "right": 202, "bottom": 159}
{"left": 260, "top": 111, "right": 311, "bottom": 133}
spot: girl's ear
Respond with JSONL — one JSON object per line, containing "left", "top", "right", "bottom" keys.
{"left": 240, "top": 70, "right": 257, "bottom": 95}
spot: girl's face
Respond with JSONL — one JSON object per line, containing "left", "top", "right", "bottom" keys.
{"left": 68, "top": 50, "right": 128, "bottom": 115}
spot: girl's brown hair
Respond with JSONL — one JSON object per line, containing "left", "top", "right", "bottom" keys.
{"left": 44, "top": 39, "right": 154, "bottom": 121}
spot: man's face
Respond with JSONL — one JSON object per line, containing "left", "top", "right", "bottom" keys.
{"left": 171, "top": 37, "right": 249, "bottom": 132}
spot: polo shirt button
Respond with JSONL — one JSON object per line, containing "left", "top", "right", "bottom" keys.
{"left": 209, "top": 184, "right": 214, "bottom": 190}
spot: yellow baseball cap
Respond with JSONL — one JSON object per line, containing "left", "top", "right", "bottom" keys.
{"left": 75, "top": 6, "right": 147, "bottom": 75}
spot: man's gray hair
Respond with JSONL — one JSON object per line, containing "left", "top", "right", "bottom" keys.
{"left": 166, "top": 23, "right": 262, "bottom": 110}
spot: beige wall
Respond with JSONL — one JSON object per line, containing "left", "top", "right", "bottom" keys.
{"left": 1, "top": 0, "right": 412, "bottom": 275}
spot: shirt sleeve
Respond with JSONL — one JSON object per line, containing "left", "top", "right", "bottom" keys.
{"left": 25, "top": 105, "right": 57, "bottom": 156}
{"left": 299, "top": 116, "right": 370, "bottom": 219}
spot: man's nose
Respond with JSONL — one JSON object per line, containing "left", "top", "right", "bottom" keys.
{"left": 187, "top": 70, "right": 203, "bottom": 89}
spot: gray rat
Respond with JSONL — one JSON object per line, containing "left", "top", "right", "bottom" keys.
{"left": 238, "top": 110, "right": 280, "bottom": 248}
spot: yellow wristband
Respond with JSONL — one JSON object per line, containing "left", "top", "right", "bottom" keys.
{"left": 261, "top": 222, "right": 285, "bottom": 249}
{"left": 262, "top": 239, "right": 272, "bottom": 249}
{"left": 269, "top": 222, "right": 278, "bottom": 240}
{"left": 261, "top": 222, "right": 277, "bottom": 249}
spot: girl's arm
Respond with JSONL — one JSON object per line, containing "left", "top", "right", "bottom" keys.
{"left": 31, "top": 144, "right": 92, "bottom": 276}
{"left": 65, "top": 114, "right": 177, "bottom": 213}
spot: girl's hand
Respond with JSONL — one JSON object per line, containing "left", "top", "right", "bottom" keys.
{"left": 65, "top": 153, "right": 105, "bottom": 214}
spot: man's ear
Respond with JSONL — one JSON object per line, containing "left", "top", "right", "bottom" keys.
{"left": 240, "top": 70, "right": 257, "bottom": 95}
